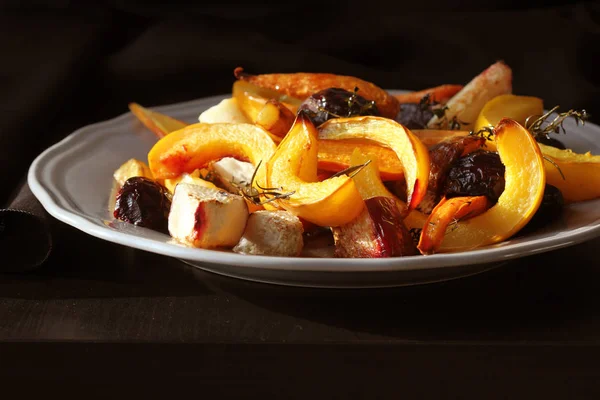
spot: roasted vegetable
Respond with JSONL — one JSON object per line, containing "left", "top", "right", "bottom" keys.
{"left": 332, "top": 196, "right": 417, "bottom": 258}
{"left": 113, "top": 158, "right": 154, "bottom": 188}
{"left": 265, "top": 113, "right": 365, "bottom": 227}
{"left": 538, "top": 142, "right": 600, "bottom": 203}
{"left": 147, "top": 123, "right": 276, "bottom": 184}
{"left": 428, "top": 118, "right": 546, "bottom": 253}
{"left": 129, "top": 103, "right": 188, "bottom": 139}
{"left": 417, "top": 135, "right": 485, "bottom": 214}
{"left": 234, "top": 67, "right": 400, "bottom": 119}
{"left": 394, "top": 84, "right": 463, "bottom": 105}
{"left": 255, "top": 99, "right": 296, "bottom": 140}
{"left": 318, "top": 116, "right": 431, "bottom": 210}
{"left": 317, "top": 139, "right": 404, "bottom": 181}
{"left": 444, "top": 150, "right": 506, "bottom": 202}
{"left": 473, "top": 94, "right": 544, "bottom": 134}
{"left": 417, "top": 196, "right": 491, "bottom": 254}
{"left": 427, "top": 61, "right": 513, "bottom": 130}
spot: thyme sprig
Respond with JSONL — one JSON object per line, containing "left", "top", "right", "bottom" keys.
{"left": 467, "top": 125, "right": 566, "bottom": 180}
{"left": 348, "top": 87, "right": 378, "bottom": 116}
{"left": 316, "top": 87, "right": 378, "bottom": 119}
{"left": 419, "top": 93, "right": 448, "bottom": 119}
{"left": 469, "top": 126, "right": 495, "bottom": 141}
{"left": 525, "top": 106, "right": 589, "bottom": 140}
{"left": 420, "top": 93, "right": 468, "bottom": 130}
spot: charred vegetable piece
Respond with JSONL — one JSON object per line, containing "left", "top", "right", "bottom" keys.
{"left": 395, "top": 92, "right": 451, "bottom": 130}
{"left": 298, "top": 87, "right": 379, "bottom": 127}
{"left": 332, "top": 196, "right": 417, "bottom": 258}
{"left": 417, "top": 135, "right": 485, "bottom": 213}
{"left": 444, "top": 150, "right": 506, "bottom": 202}
{"left": 113, "top": 177, "right": 172, "bottom": 233}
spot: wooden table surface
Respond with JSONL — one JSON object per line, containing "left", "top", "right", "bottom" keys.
{"left": 2, "top": 218, "right": 600, "bottom": 396}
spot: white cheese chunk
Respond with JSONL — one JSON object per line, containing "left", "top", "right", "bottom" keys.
{"left": 233, "top": 210, "right": 304, "bottom": 257}
{"left": 168, "top": 183, "right": 249, "bottom": 249}
{"left": 198, "top": 98, "right": 250, "bottom": 124}
{"left": 209, "top": 157, "right": 256, "bottom": 194}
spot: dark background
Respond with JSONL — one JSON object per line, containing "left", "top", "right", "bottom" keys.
{"left": 1, "top": 1, "right": 600, "bottom": 396}
{"left": 1, "top": 1, "right": 599, "bottom": 204}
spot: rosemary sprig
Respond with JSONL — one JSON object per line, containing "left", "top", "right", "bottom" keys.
{"left": 542, "top": 155, "right": 566, "bottom": 181}
{"left": 329, "top": 159, "right": 372, "bottom": 179}
{"left": 525, "top": 106, "right": 589, "bottom": 140}
{"left": 236, "top": 160, "right": 296, "bottom": 205}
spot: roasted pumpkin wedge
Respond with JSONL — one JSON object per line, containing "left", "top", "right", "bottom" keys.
{"left": 475, "top": 132, "right": 600, "bottom": 203}
{"left": 349, "top": 148, "right": 406, "bottom": 212}
{"left": 234, "top": 67, "right": 400, "bottom": 119}
{"left": 317, "top": 139, "right": 404, "bottom": 181}
{"left": 473, "top": 94, "right": 544, "bottom": 133}
{"left": 538, "top": 142, "right": 600, "bottom": 203}
{"left": 431, "top": 118, "right": 546, "bottom": 253}
{"left": 348, "top": 148, "right": 428, "bottom": 235}
{"left": 147, "top": 123, "right": 276, "bottom": 182}
{"left": 265, "top": 113, "right": 364, "bottom": 227}
{"left": 318, "top": 116, "right": 430, "bottom": 210}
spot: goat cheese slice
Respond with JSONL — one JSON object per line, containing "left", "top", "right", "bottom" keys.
{"left": 168, "top": 183, "right": 249, "bottom": 249}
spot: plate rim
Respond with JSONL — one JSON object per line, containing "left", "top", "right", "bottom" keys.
{"left": 27, "top": 92, "right": 600, "bottom": 273}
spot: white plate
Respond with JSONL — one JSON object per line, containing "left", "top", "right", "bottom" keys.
{"left": 28, "top": 92, "right": 600, "bottom": 288}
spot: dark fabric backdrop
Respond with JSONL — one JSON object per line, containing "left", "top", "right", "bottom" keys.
{"left": 1, "top": 1, "right": 599, "bottom": 204}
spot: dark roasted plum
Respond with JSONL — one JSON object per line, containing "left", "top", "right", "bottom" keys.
{"left": 298, "top": 87, "right": 379, "bottom": 126}
{"left": 444, "top": 150, "right": 506, "bottom": 202}
{"left": 113, "top": 176, "right": 172, "bottom": 233}
{"left": 395, "top": 103, "right": 434, "bottom": 130}
{"left": 417, "top": 135, "right": 485, "bottom": 213}
{"left": 520, "top": 184, "right": 564, "bottom": 233}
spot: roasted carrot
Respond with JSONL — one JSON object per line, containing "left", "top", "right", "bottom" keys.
{"left": 394, "top": 84, "right": 463, "bottom": 105}
{"left": 417, "top": 195, "right": 491, "bottom": 255}
{"left": 129, "top": 103, "right": 188, "bottom": 139}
